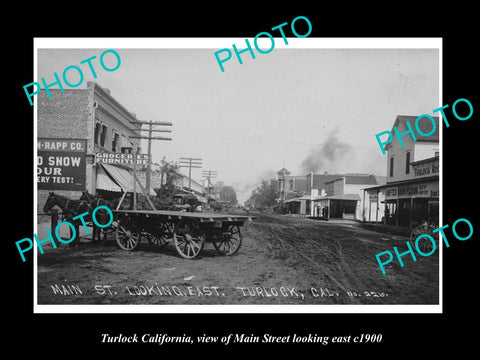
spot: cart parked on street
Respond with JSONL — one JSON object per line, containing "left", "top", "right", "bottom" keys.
{"left": 113, "top": 209, "right": 253, "bottom": 259}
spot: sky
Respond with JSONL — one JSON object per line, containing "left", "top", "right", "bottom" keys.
{"left": 36, "top": 39, "right": 440, "bottom": 203}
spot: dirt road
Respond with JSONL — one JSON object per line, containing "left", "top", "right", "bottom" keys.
{"left": 37, "top": 212, "right": 439, "bottom": 306}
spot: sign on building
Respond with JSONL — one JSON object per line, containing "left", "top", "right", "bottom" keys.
{"left": 384, "top": 182, "right": 438, "bottom": 200}
{"left": 136, "top": 170, "right": 164, "bottom": 189}
{"left": 95, "top": 152, "right": 150, "bottom": 166}
{"left": 413, "top": 158, "right": 439, "bottom": 177}
{"left": 37, "top": 138, "right": 87, "bottom": 190}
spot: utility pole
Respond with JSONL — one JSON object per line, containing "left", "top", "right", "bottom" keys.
{"left": 129, "top": 120, "right": 173, "bottom": 195}
{"left": 202, "top": 170, "right": 217, "bottom": 196}
{"left": 217, "top": 180, "right": 224, "bottom": 201}
{"left": 178, "top": 157, "right": 202, "bottom": 191}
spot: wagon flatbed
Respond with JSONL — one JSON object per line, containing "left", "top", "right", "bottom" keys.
{"left": 112, "top": 209, "right": 255, "bottom": 259}
{"left": 113, "top": 209, "right": 255, "bottom": 222}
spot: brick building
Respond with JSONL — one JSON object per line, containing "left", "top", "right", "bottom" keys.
{"left": 37, "top": 82, "right": 144, "bottom": 216}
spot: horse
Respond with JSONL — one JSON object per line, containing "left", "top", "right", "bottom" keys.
{"left": 79, "top": 191, "right": 132, "bottom": 211}
{"left": 43, "top": 192, "right": 91, "bottom": 246}
{"left": 79, "top": 191, "right": 134, "bottom": 241}
{"left": 78, "top": 191, "right": 104, "bottom": 241}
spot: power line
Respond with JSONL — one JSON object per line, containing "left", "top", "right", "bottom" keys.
{"left": 129, "top": 120, "right": 173, "bottom": 195}
{"left": 202, "top": 170, "right": 218, "bottom": 191}
{"left": 178, "top": 157, "right": 203, "bottom": 191}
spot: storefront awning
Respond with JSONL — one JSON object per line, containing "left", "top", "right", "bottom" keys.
{"left": 312, "top": 194, "right": 361, "bottom": 201}
{"left": 96, "top": 164, "right": 122, "bottom": 192}
{"left": 101, "top": 163, "right": 133, "bottom": 191}
{"left": 99, "top": 163, "right": 156, "bottom": 196}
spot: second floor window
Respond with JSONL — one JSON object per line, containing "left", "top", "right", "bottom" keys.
{"left": 389, "top": 157, "right": 394, "bottom": 177}
{"left": 112, "top": 132, "right": 119, "bottom": 152}
{"left": 405, "top": 152, "right": 411, "bottom": 174}
{"left": 100, "top": 125, "right": 107, "bottom": 147}
{"left": 94, "top": 122, "right": 101, "bottom": 145}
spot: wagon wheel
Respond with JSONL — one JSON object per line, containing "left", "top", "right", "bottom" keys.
{"left": 410, "top": 223, "right": 437, "bottom": 253}
{"left": 213, "top": 224, "right": 242, "bottom": 256}
{"left": 115, "top": 220, "right": 140, "bottom": 251}
{"left": 173, "top": 220, "right": 205, "bottom": 259}
{"left": 145, "top": 232, "right": 168, "bottom": 248}
{"left": 145, "top": 223, "right": 173, "bottom": 249}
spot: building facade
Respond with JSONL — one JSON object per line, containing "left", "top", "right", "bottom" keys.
{"left": 277, "top": 168, "right": 307, "bottom": 201}
{"left": 312, "top": 174, "right": 384, "bottom": 220}
{"left": 278, "top": 170, "right": 385, "bottom": 219}
{"left": 364, "top": 115, "right": 440, "bottom": 227}
{"left": 37, "top": 82, "right": 145, "bottom": 215}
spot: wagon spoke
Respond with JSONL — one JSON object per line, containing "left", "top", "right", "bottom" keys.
{"left": 219, "top": 240, "right": 228, "bottom": 252}
{"left": 174, "top": 220, "right": 205, "bottom": 259}
{"left": 115, "top": 220, "right": 140, "bottom": 251}
{"left": 177, "top": 237, "right": 188, "bottom": 249}
{"left": 213, "top": 224, "right": 242, "bottom": 256}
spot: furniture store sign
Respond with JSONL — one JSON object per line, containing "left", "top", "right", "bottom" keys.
{"left": 95, "top": 152, "right": 150, "bottom": 166}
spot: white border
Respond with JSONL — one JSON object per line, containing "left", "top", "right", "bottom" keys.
{"left": 33, "top": 37, "right": 442, "bottom": 314}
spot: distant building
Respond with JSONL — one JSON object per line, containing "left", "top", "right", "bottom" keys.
{"left": 312, "top": 174, "right": 385, "bottom": 220}
{"left": 277, "top": 168, "right": 307, "bottom": 213}
{"left": 364, "top": 115, "right": 439, "bottom": 227}
{"left": 277, "top": 168, "right": 307, "bottom": 200}
{"left": 279, "top": 170, "right": 385, "bottom": 219}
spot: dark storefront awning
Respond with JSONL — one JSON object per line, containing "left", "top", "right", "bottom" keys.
{"left": 312, "top": 194, "right": 361, "bottom": 201}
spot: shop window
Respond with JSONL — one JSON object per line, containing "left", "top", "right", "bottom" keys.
{"left": 100, "top": 125, "right": 107, "bottom": 147}
{"left": 389, "top": 157, "right": 394, "bottom": 177}
{"left": 405, "top": 152, "right": 411, "bottom": 174}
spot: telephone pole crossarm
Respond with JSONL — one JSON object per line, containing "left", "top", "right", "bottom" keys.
{"left": 130, "top": 136, "right": 172, "bottom": 140}
{"left": 128, "top": 120, "right": 174, "bottom": 196}
{"left": 177, "top": 157, "right": 203, "bottom": 191}
{"left": 129, "top": 128, "right": 172, "bottom": 133}
{"left": 130, "top": 120, "right": 173, "bottom": 126}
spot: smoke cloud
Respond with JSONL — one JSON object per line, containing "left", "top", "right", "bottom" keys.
{"left": 300, "top": 131, "right": 353, "bottom": 174}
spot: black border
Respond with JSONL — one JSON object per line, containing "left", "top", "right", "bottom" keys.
{"left": 7, "top": 6, "right": 478, "bottom": 355}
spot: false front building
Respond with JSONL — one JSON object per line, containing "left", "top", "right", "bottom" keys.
{"left": 278, "top": 170, "right": 385, "bottom": 220}
{"left": 364, "top": 115, "right": 440, "bottom": 228}
{"left": 311, "top": 174, "right": 385, "bottom": 220}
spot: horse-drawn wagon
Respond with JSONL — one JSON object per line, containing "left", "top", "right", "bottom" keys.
{"left": 113, "top": 209, "right": 253, "bottom": 259}
{"left": 43, "top": 191, "right": 254, "bottom": 259}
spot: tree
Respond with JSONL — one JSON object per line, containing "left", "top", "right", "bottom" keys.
{"left": 219, "top": 185, "right": 238, "bottom": 205}
{"left": 247, "top": 178, "right": 278, "bottom": 209}
{"left": 157, "top": 158, "right": 182, "bottom": 202}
